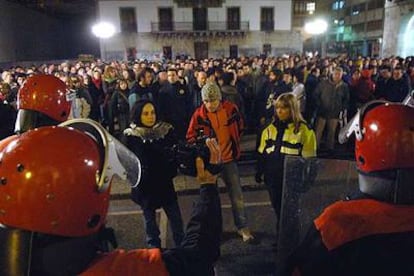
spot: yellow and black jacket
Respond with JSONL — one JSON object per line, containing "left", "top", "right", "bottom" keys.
{"left": 257, "top": 119, "right": 316, "bottom": 175}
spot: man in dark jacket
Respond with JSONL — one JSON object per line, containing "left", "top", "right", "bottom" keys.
{"left": 384, "top": 65, "right": 411, "bottom": 102}
{"left": 314, "top": 67, "right": 349, "bottom": 153}
{"left": 158, "top": 68, "right": 192, "bottom": 141}
{"left": 285, "top": 101, "right": 414, "bottom": 276}
{"left": 304, "top": 67, "right": 320, "bottom": 126}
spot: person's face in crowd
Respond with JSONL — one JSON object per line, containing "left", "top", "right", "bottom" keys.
{"left": 143, "top": 71, "right": 153, "bottom": 86}
{"left": 78, "top": 68, "right": 85, "bottom": 76}
{"left": 283, "top": 73, "right": 292, "bottom": 84}
{"left": 352, "top": 70, "right": 361, "bottom": 81}
{"left": 167, "top": 70, "right": 178, "bottom": 84}
{"left": 380, "top": 68, "right": 391, "bottom": 79}
{"left": 17, "top": 76, "right": 25, "bottom": 86}
{"left": 203, "top": 99, "right": 220, "bottom": 113}
{"left": 62, "top": 65, "right": 69, "bottom": 73}
{"left": 237, "top": 69, "right": 245, "bottom": 79}
{"left": 119, "top": 80, "right": 128, "bottom": 91}
{"left": 314, "top": 68, "right": 321, "bottom": 77}
{"left": 133, "top": 64, "right": 140, "bottom": 72}
{"left": 141, "top": 103, "right": 156, "bottom": 127}
{"left": 109, "top": 69, "right": 117, "bottom": 78}
{"left": 158, "top": 71, "right": 168, "bottom": 83}
{"left": 122, "top": 70, "right": 130, "bottom": 80}
{"left": 392, "top": 68, "right": 403, "bottom": 80}
{"left": 269, "top": 71, "right": 278, "bottom": 82}
{"left": 178, "top": 69, "right": 184, "bottom": 78}
{"left": 275, "top": 102, "right": 291, "bottom": 121}
{"left": 70, "top": 67, "right": 77, "bottom": 74}
{"left": 197, "top": 72, "right": 207, "bottom": 88}
{"left": 392, "top": 59, "right": 399, "bottom": 68}
{"left": 2, "top": 72, "right": 12, "bottom": 84}
{"left": 332, "top": 69, "right": 343, "bottom": 83}
{"left": 202, "top": 62, "right": 208, "bottom": 71}
{"left": 93, "top": 71, "right": 101, "bottom": 80}
{"left": 243, "top": 65, "right": 251, "bottom": 75}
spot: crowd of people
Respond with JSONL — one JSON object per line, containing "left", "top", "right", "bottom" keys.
{"left": 0, "top": 53, "right": 413, "bottom": 275}
{"left": 1, "top": 54, "right": 412, "bottom": 143}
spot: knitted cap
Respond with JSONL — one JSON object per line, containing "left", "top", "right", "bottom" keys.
{"left": 201, "top": 82, "right": 222, "bottom": 101}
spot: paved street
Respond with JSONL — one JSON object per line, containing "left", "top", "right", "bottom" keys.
{"left": 107, "top": 134, "right": 279, "bottom": 275}
{"left": 106, "top": 134, "right": 355, "bottom": 275}
{"left": 107, "top": 187, "right": 278, "bottom": 276}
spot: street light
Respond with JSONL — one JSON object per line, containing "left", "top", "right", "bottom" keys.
{"left": 304, "top": 19, "right": 328, "bottom": 35}
{"left": 91, "top": 22, "right": 116, "bottom": 60}
{"left": 304, "top": 18, "right": 328, "bottom": 57}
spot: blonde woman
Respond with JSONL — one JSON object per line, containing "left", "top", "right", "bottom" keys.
{"left": 257, "top": 93, "right": 316, "bottom": 233}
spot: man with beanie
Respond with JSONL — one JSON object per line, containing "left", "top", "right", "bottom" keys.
{"left": 186, "top": 82, "right": 255, "bottom": 243}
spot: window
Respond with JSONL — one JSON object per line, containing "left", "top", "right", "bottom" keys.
{"left": 368, "top": 0, "right": 385, "bottom": 10}
{"left": 193, "top": 7, "right": 208, "bottom": 31}
{"left": 159, "top": 8, "right": 173, "bottom": 31}
{"left": 352, "top": 3, "right": 365, "bottom": 16}
{"left": 294, "top": 1, "right": 307, "bottom": 15}
{"left": 366, "top": 20, "right": 383, "bottom": 31}
{"left": 119, "top": 7, "right": 137, "bottom": 33}
{"left": 227, "top": 7, "right": 240, "bottom": 30}
{"left": 332, "top": 1, "right": 345, "bottom": 10}
{"left": 306, "top": 2, "right": 316, "bottom": 14}
{"left": 261, "top": 7, "right": 274, "bottom": 31}
{"left": 352, "top": 23, "right": 365, "bottom": 33}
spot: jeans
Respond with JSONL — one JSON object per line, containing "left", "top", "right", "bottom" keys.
{"left": 220, "top": 161, "right": 248, "bottom": 230}
{"left": 315, "top": 117, "right": 339, "bottom": 150}
{"left": 142, "top": 200, "right": 184, "bottom": 248}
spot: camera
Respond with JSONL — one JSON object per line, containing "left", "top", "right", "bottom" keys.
{"left": 175, "top": 130, "right": 222, "bottom": 177}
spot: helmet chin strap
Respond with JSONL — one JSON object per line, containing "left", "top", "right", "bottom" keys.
{"left": 359, "top": 169, "right": 414, "bottom": 204}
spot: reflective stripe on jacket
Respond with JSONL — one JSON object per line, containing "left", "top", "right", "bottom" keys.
{"left": 257, "top": 121, "right": 316, "bottom": 158}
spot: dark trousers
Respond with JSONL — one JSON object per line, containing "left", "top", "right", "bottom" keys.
{"left": 264, "top": 169, "right": 284, "bottom": 229}
{"left": 142, "top": 200, "right": 184, "bottom": 248}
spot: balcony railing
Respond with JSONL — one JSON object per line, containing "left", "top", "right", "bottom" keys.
{"left": 260, "top": 21, "right": 274, "bottom": 31}
{"left": 151, "top": 21, "right": 249, "bottom": 33}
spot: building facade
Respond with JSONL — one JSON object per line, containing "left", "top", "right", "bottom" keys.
{"left": 96, "top": 0, "right": 302, "bottom": 61}
{"left": 301, "top": 0, "right": 385, "bottom": 57}
{"left": 383, "top": 0, "right": 414, "bottom": 57}
{"left": 297, "top": 0, "right": 414, "bottom": 58}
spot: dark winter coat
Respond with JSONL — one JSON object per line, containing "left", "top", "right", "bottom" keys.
{"left": 124, "top": 122, "right": 178, "bottom": 209}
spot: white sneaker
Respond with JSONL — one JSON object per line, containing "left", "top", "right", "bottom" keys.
{"left": 237, "top": 227, "right": 255, "bottom": 243}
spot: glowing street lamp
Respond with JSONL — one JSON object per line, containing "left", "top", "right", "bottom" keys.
{"left": 91, "top": 22, "right": 116, "bottom": 60}
{"left": 304, "top": 18, "right": 328, "bottom": 56}
{"left": 304, "top": 19, "right": 328, "bottom": 35}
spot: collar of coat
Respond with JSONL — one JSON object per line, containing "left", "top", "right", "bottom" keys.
{"left": 123, "top": 121, "right": 173, "bottom": 142}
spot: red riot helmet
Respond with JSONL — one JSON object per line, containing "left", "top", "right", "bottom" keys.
{"left": 0, "top": 119, "right": 141, "bottom": 237}
{"left": 339, "top": 100, "right": 414, "bottom": 203}
{"left": 15, "top": 74, "right": 71, "bottom": 133}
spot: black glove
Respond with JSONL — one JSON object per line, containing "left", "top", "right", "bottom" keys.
{"left": 255, "top": 172, "right": 263, "bottom": 183}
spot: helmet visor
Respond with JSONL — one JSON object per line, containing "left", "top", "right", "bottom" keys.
{"left": 14, "top": 109, "right": 36, "bottom": 134}
{"left": 402, "top": 90, "right": 414, "bottom": 107}
{"left": 59, "top": 119, "right": 141, "bottom": 190}
{"left": 108, "top": 135, "right": 142, "bottom": 188}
